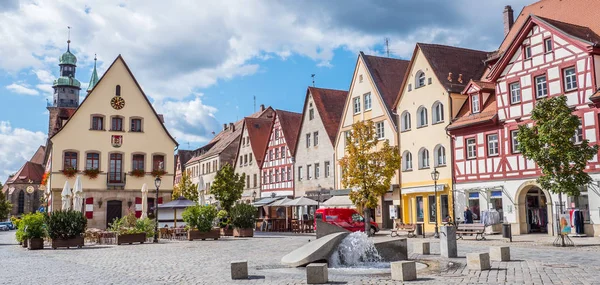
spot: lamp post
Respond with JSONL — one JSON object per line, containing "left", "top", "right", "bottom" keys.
{"left": 431, "top": 167, "right": 440, "bottom": 239}
{"left": 317, "top": 184, "right": 321, "bottom": 209}
{"left": 153, "top": 176, "right": 161, "bottom": 243}
{"left": 252, "top": 190, "right": 257, "bottom": 203}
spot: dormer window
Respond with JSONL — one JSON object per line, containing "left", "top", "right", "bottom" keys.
{"left": 472, "top": 94, "right": 480, "bottom": 113}
{"left": 416, "top": 71, "right": 425, "bottom": 88}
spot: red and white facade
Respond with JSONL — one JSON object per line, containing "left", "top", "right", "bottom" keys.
{"left": 450, "top": 15, "right": 600, "bottom": 236}
{"left": 260, "top": 112, "right": 296, "bottom": 198}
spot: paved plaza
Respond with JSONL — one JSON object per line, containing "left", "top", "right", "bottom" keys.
{"left": 2, "top": 231, "right": 600, "bottom": 284}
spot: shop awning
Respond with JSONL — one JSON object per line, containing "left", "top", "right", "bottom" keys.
{"left": 282, "top": 196, "right": 318, "bottom": 207}
{"left": 158, "top": 196, "right": 196, "bottom": 209}
{"left": 253, "top": 197, "right": 280, "bottom": 207}
{"left": 322, "top": 195, "right": 354, "bottom": 208}
{"left": 269, "top": 197, "right": 293, "bottom": 207}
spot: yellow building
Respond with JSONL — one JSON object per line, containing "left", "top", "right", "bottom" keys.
{"left": 47, "top": 53, "right": 177, "bottom": 229}
{"left": 394, "top": 43, "right": 489, "bottom": 233}
{"left": 334, "top": 52, "right": 409, "bottom": 229}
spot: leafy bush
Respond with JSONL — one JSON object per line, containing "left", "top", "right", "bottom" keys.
{"left": 108, "top": 212, "right": 155, "bottom": 238}
{"left": 22, "top": 212, "right": 46, "bottom": 239}
{"left": 45, "top": 210, "right": 87, "bottom": 239}
{"left": 182, "top": 205, "right": 217, "bottom": 232}
{"left": 230, "top": 203, "right": 256, "bottom": 229}
{"left": 15, "top": 219, "right": 25, "bottom": 242}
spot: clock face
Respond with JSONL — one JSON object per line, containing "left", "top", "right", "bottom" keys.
{"left": 111, "top": 96, "right": 125, "bottom": 110}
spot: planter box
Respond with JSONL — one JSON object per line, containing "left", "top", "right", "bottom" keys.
{"left": 117, "top": 233, "right": 147, "bottom": 245}
{"left": 21, "top": 239, "right": 28, "bottom": 248}
{"left": 51, "top": 236, "right": 84, "bottom": 249}
{"left": 233, "top": 228, "right": 254, "bottom": 237}
{"left": 220, "top": 228, "right": 233, "bottom": 236}
{"left": 28, "top": 238, "right": 44, "bottom": 250}
{"left": 188, "top": 229, "right": 220, "bottom": 241}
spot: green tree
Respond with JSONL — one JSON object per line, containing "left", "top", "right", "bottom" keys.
{"left": 172, "top": 171, "right": 198, "bottom": 202}
{"left": 339, "top": 120, "right": 401, "bottom": 235}
{"left": 0, "top": 182, "right": 11, "bottom": 221}
{"left": 517, "top": 95, "right": 598, "bottom": 245}
{"left": 211, "top": 163, "right": 245, "bottom": 213}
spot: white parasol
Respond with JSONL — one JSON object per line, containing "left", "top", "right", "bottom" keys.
{"left": 72, "top": 175, "right": 83, "bottom": 212}
{"left": 61, "top": 180, "right": 72, "bottom": 211}
{"left": 197, "top": 175, "right": 205, "bottom": 205}
{"left": 141, "top": 183, "right": 148, "bottom": 219}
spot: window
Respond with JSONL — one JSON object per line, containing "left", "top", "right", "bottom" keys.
{"left": 509, "top": 82, "right": 521, "bottom": 104}
{"left": 246, "top": 175, "right": 250, "bottom": 188}
{"left": 353, "top": 97, "right": 361, "bottom": 114}
{"left": 403, "top": 151, "right": 412, "bottom": 171}
{"left": 86, "top": 153, "right": 99, "bottom": 170}
{"left": 64, "top": 152, "right": 78, "bottom": 170}
{"left": 401, "top": 111, "right": 411, "bottom": 131}
{"left": 109, "top": 153, "right": 123, "bottom": 183}
{"left": 524, "top": 45, "right": 532, "bottom": 59}
{"left": 487, "top": 134, "right": 499, "bottom": 156}
{"left": 535, "top": 75, "right": 548, "bottom": 98}
{"left": 242, "top": 137, "right": 245, "bottom": 146}
{"left": 359, "top": 74, "right": 363, "bottom": 83}
{"left": 489, "top": 191, "right": 503, "bottom": 220}
{"left": 111, "top": 116, "right": 123, "bottom": 131}
{"left": 132, "top": 154, "right": 145, "bottom": 171}
{"left": 281, "top": 146, "right": 286, "bottom": 158}
{"left": 315, "top": 163, "right": 320, "bottom": 179}
{"left": 249, "top": 154, "right": 253, "bottom": 165}
{"left": 239, "top": 156, "right": 243, "bottom": 167}
{"left": 324, "top": 161, "right": 330, "bottom": 177}
{"left": 115, "top": 85, "right": 121, "bottom": 96}
{"left": 298, "top": 166, "right": 303, "bottom": 180}
{"left": 468, "top": 192, "right": 480, "bottom": 221}
{"left": 309, "top": 105, "right": 314, "bottom": 120}
{"left": 91, "top": 116, "right": 104, "bottom": 130}
{"left": 564, "top": 67, "right": 578, "bottom": 91}
{"left": 441, "top": 195, "right": 449, "bottom": 223}
{"left": 244, "top": 154, "right": 248, "bottom": 165}
{"left": 434, "top": 145, "right": 446, "bottom": 166}
{"left": 376, "top": 122, "right": 384, "bottom": 139}
{"left": 281, "top": 168, "right": 285, "bottom": 181}
{"left": 275, "top": 169, "right": 279, "bottom": 182}
{"left": 131, "top": 118, "right": 142, "bottom": 132}
{"left": 269, "top": 150, "right": 273, "bottom": 160}
{"left": 153, "top": 155, "right": 165, "bottom": 170}
{"left": 511, "top": 130, "right": 520, "bottom": 153}
{"left": 416, "top": 71, "right": 425, "bottom": 88}
{"left": 274, "top": 149, "right": 278, "bottom": 159}
{"left": 270, "top": 170, "right": 274, "bottom": 183}
{"left": 253, "top": 174, "right": 257, "bottom": 187}
{"left": 287, "top": 166, "right": 291, "bottom": 181}
{"left": 263, "top": 171, "right": 267, "bottom": 184}
{"left": 274, "top": 129, "right": 279, "bottom": 140}
{"left": 408, "top": 84, "right": 412, "bottom": 92}
{"left": 472, "top": 95, "right": 480, "bottom": 113}
{"left": 313, "top": 131, "right": 319, "bottom": 146}
{"left": 573, "top": 119, "right": 583, "bottom": 144}
{"left": 307, "top": 165, "right": 312, "bottom": 180}
{"left": 544, "top": 38, "right": 553, "bottom": 53}
{"left": 306, "top": 133, "right": 311, "bottom": 148}
{"left": 466, "top": 138, "right": 477, "bottom": 159}
{"left": 432, "top": 101, "right": 444, "bottom": 123}
{"left": 417, "top": 106, "right": 428, "bottom": 127}
{"left": 364, "top": 93, "right": 372, "bottom": 110}
{"left": 428, "top": 195, "right": 436, "bottom": 223}
{"left": 419, "top": 148, "right": 429, "bottom": 169}
{"left": 416, "top": 196, "right": 424, "bottom": 223}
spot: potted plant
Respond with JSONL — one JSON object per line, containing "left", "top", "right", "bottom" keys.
{"left": 182, "top": 204, "right": 219, "bottom": 241}
{"left": 230, "top": 203, "right": 256, "bottom": 237}
{"left": 130, "top": 169, "right": 146, "bottom": 178}
{"left": 151, "top": 169, "right": 167, "bottom": 178}
{"left": 15, "top": 219, "right": 27, "bottom": 247}
{"left": 22, "top": 213, "right": 46, "bottom": 250}
{"left": 45, "top": 210, "right": 87, "bottom": 249}
{"left": 83, "top": 168, "right": 100, "bottom": 179}
{"left": 217, "top": 210, "right": 233, "bottom": 236}
{"left": 61, "top": 167, "right": 78, "bottom": 178}
{"left": 109, "top": 213, "right": 154, "bottom": 245}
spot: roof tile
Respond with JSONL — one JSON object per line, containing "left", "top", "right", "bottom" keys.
{"left": 307, "top": 87, "right": 348, "bottom": 145}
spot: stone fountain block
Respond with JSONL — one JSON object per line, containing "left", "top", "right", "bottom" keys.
{"left": 440, "top": 226, "right": 457, "bottom": 258}
{"left": 374, "top": 238, "right": 408, "bottom": 262}
{"left": 413, "top": 242, "right": 430, "bottom": 255}
{"left": 316, "top": 220, "right": 350, "bottom": 239}
{"left": 230, "top": 260, "right": 248, "bottom": 279}
{"left": 306, "top": 263, "right": 328, "bottom": 284}
{"left": 281, "top": 232, "right": 349, "bottom": 267}
{"left": 391, "top": 261, "right": 417, "bottom": 281}
{"left": 467, "top": 253, "right": 491, "bottom": 271}
{"left": 490, "top": 246, "right": 510, "bottom": 261}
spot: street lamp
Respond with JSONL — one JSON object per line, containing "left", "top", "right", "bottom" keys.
{"left": 317, "top": 184, "right": 322, "bottom": 209}
{"left": 252, "top": 190, "right": 257, "bottom": 202}
{"left": 431, "top": 167, "right": 440, "bottom": 239}
{"left": 153, "top": 176, "right": 161, "bottom": 243}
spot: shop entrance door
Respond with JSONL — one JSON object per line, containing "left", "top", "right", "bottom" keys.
{"left": 526, "top": 187, "right": 548, "bottom": 233}
{"left": 106, "top": 200, "right": 122, "bottom": 228}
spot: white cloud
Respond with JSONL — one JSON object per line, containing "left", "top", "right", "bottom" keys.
{"left": 0, "top": 121, "right": 47, "bottom": 181}
{"left": 33, "top": 69, "right": 55, "bottom": 83}
{"left": 6, "top": 83, "right": 39, "bottom": 96}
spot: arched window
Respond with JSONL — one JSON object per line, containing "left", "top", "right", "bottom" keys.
{"left": 434, "top": 145, "right": 446, "bottom": 166}
{"left": 419, "top": 148, "right": 430, "bottom": 169}
{"left": 401, "top": 111, "right": 411, "bottom": 131}
{"left": 115, "top": 85, "right": 121, "bottom": 96}
{"left": 17, "top": 190, "right": 25, "bottom": 214}
{"left": 415, "top": 70, "right": 426, "bottom": 88}
{"left": 402, "top": 151, "right": 413, "bottom": 171}
{"left": 417, "top": 106, "right": 428, "bottom": 127}
{"left": 432, "top": 101, "right": 444, "bottom": 123}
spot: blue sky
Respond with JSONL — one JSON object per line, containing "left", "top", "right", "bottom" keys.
{"left": 0, "top": 0, "right": 532, "bottom": 181}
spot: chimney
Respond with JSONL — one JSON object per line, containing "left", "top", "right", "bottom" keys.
{"left": 260, "top": 104, "right": 265, "bottom": 112}
{"left": 503, "top": 5, "right": 514, "bottom": 36}
{"left": 223, "top": 123, "right": 228, "bottom": 131}
{"left": 229, "top": 122, "right": 234, "bottom": 131}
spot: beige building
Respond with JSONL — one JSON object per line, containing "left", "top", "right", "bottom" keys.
{"left": 394, "top": 43, "right": 489, "bottom": 232}
{"left": 334, "top": 52, "right": 409, "bottom": 229}
{"left": 47, "top": 55, "right": 178, "bottom": 229}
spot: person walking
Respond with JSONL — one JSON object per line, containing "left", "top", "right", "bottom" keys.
{"left": 463, "top": 206, "right": 474, "bottom": 224}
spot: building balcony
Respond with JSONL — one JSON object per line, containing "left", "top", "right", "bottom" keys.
{"left": 107, "top": 172, "right": 127, "bottom": 188}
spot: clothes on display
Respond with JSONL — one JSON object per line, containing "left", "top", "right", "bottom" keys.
{"left": 527, "top": 208, "right": 547, "bottom": 233}
{"left": 573, "top": 209, "right": 585, "bottom": 235}
{"left": 481, "top": 210, "right": 501, "bottom": 226}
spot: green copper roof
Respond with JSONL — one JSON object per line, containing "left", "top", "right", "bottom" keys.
{"left": 59, "top": 50, "right": 77, "bottom": 65}
{"left": 87, "top": 56, "right": 99, "bottom": 92}
{"left": 53, "top": 76, "right": 81, "bottom": 88}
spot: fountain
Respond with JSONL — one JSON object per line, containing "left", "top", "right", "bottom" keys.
{"left": 329, "top": 232, "right": 383, "bottom": 268}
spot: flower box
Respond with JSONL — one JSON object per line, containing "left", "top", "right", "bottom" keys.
{"left": 130, "top": 169, "right": 146, "bottom": 178}
{"left": 83, "top": 168, "right": 100, "bottom": 179}
{"left": 220, "top": 228, "right": 233, "bottom": 236}
{"left": 151, "top": 169, "right": 167, "bottom": 178}
{"left": 51, "top": 236, "right": 84, "bottom": 249}
{"left": 61, "top": 168, "right": 78, "bottom": 178}
{"left": 188, "top": 229, "right": 220, "bottom": 241}
{"left": 21, "top": 239, "right": 28, "bottom": 248}
{"left": 117, "top": 233, "right": 147, "bottom": 245}
{"left": 233, "top": 228, "right": 254, "bottom": 237}
{"left": 28, "top": 238, "right": 44, "bottom": 250}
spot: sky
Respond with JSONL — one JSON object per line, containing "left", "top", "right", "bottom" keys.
{"left": 0, "top": 0, "right": 533, "bottom": 181}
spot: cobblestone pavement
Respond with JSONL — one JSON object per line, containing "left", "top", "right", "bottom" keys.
{"left": 2, "top": 231, "right": 600, "bottom": 285}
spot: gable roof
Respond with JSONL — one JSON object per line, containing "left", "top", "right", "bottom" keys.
{"left": 5, "top": 161, "right": 45, "bottom": 185}
{"left": 49, "top": 55, "right": 178, "bottom": 146}
{"left": 305, "top": 87, "right": 347, "bottom": 145}
{"left": 361, "top": 52, "right": 410, "bottom": 115}
{"left": 537, "top": 16, "right": 600, "bottom": 45}
{"left": 275, "top": 109, "right": 302, "bottom": 156}
{"left": 244, "top": 117, "right": 274, "bottom": 166}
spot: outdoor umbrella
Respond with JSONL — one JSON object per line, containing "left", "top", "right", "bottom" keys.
{"left": 61, "top": 180, "right": 72, "bottom": 211}
{"left": 141, "top": 183, "right": 148, "bottom": 219}
{"left": 72, "top": 175, "right": 83, "bottom": 212}
{"left": 197, "top": 175, "right": 205, "bottom": 205}
{"left": 282, "top": 196, "right": 318, "bottom": 207}
{"left": 158, "top": 196, "right": 196, "bottom": 227}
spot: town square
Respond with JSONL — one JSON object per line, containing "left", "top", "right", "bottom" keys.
{"left": 2, "top": 0, "right": 600, "bottom": 284}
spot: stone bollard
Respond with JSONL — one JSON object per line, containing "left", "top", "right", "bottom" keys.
{"left": 306, "top": 263, "right": 328, "bottom": 284}
{"left": 391, "top": 261, "right": 417, "bottom": 281}
{"left": 490, "top": 246, "right": 510, "bottom": 261}
{"left": 440, "top": 226, "right": 457, "bottom": 258}
{"left": 467, "top": 253, "right": 491, "bottom": 270}
{"left": 414, "top": 242, "right": 430, "bottom": 255}
{"left": 230, "top": 260, "right": 248, "bottom": 280}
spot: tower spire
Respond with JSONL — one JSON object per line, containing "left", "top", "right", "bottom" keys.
{"left": 87, "top": 53, "right": 99, "bottom": 93}
{"left": 67, "top": 26, "right": 71, "bottom": 51}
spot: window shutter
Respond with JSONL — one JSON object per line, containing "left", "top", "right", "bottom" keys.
{"left": 85, "top": 197, "right": 94, "bottom": 219}
{"left": 135, "top": 197, "right": 142, "bottom": 218}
